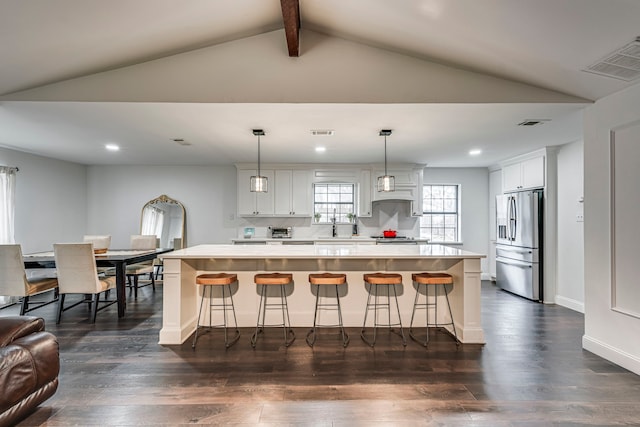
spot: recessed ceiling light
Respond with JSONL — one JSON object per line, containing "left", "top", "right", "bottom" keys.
{"left": 469, "top": 149, "right": 482, "bottom": 156}
{"left": 315, "top": 146, "right": 326, "bottom": 153}
{"left": 105, "top": 144, "right": 120, "bottom": 151}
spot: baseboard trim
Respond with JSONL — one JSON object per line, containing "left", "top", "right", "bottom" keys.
{"left": 555, "top": 295, "right": 584, "bottom": 313}
{"left": 582, "top": 335, "right": 640, "bottom": 376}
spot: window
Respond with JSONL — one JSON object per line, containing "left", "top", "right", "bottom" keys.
{"left": 313, "top": 183, "right": 355, "bottom": 223}
{"left": 420, "top": 184, "right": 460, "bottom": 243}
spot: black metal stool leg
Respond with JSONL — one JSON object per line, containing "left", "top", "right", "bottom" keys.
{"left": 251, "top": 285, "right": 266, "bottom": 348}
{"left": 306, "top": 285, "right": 320, "bottom": 347}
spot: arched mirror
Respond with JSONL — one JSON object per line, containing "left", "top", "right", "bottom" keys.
{"left": 140, "top": 195, "right": 186, "bottom": 249}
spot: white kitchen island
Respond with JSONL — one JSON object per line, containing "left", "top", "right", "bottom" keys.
{"left": 159, "top": 244, "right": 485, "bottom": 345}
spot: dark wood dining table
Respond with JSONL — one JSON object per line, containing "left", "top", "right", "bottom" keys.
{"left": 23, "top": 248, "right": 172, "bottom": 317}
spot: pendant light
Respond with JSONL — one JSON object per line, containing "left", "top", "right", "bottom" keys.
{"left": 250, "top": 129, "right": 268, "bottom": 192}
{"left": 377, "top": 129, "right": 395, "bottom": 192}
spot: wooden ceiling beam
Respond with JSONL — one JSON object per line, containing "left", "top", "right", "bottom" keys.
{"left": 280, "top": 0, "right": 300, "bottom": 57}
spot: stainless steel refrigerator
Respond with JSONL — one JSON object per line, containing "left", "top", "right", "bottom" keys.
{"left": 495, "top": 190, "right": 543, "bottom": 301}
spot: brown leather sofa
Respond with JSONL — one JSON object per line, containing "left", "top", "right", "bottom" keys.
{"left": 0, "top": 316, "right": 59, "bottom": 427}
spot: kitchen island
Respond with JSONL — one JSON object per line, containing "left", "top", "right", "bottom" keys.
{"left": 159, "top": 244, "right": 485, "bottom": 345}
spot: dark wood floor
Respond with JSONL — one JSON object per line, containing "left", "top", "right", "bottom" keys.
{"left": 4, "top": 281, "right": 640, "bottom": 426}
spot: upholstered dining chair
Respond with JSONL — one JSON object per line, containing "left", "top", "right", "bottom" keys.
{"left": 82, "top": 235, "right": 111, "bottom": 254}
{"left": 126, "top": 234, "right": 157, "bottom": 298}
{"left": 53, "top": 243, "right": 116, "bottom": 323}
{"left": 0, "top": 244, "right": 58, "bottom": 315}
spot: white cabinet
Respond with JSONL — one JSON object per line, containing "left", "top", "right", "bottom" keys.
{"left": 237, "top": 169, "right": 274, "bottom": 216}
{"left": 502, "top": 156, "right": 544, "bottom": 192}
{"left": 410, "top": 170, "right": 423, "bottom": 217}
{"left": 358, "top": 169, "right": 372, "bottom": 217}
{"left": 274, "top": 170, "right": 312, "bottom": 216}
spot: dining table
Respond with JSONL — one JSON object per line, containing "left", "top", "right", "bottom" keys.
{"left": 23, "top": 248, "right": 172, "bottom": 317}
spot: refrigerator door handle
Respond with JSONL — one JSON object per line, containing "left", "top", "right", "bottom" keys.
{"left": 510, "top": 196, "right": 517, "bottom": 241}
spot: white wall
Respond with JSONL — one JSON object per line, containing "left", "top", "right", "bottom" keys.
{"left": 86, "top": 165, "right": 237, "bottom": 248}
{"left": 423, "top": 167, "right": 490, "bottom": 276}
{"left": 556, "top": 140, "right": 585, "bottom": 312}
{"left": 583, "top": 82, "right": 640, "bottom": 375}
{"left": 0, "top": 147, "right": 86, "bottom": 253}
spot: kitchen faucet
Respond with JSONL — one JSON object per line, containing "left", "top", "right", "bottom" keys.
{"left": 332, "top": 209, "right": 337, "bottom": 237}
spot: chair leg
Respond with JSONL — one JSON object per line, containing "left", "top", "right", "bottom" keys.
{"left": 134, "top": 275, "right": 139, "bottom": 299}
{"left": 91, "top": 293, "right": 100, "bottom": 323}
{"left": 150, "top": 272, "right": 156, "bottom": 291}
{"left": 20, "top": 296, "right": 29, "bottom": 315}
{"left": 56, "top": 294, "right": 65, "bottom": 324}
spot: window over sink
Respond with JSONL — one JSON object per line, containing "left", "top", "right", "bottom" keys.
{"left": 420, "top": 184, "right": 460, "bottom": 243}
{"left": 313, "top": 183, "right": 355, "bottom": 224}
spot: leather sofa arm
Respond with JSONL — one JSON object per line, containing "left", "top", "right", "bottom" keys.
{"left": 0, "top": 316, "right": 45, "bottom": 347}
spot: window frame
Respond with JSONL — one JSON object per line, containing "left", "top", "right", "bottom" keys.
{"left": 312, "top": 182, "right": 356, "bottom": 224}
{"left": 420, "top": 183, "right": 462, "bottom": 243}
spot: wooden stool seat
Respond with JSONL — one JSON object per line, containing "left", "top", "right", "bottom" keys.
{"left": 196, "top": 273, "right": 237, "bottom": 286}
{"left": 309, "top": 273, "right": 346, "bottom": 286}
{"left": 412, "top": 272, "right": 453, "bottom": 285}
{"left": 363, "top": 272, "right": 402, "bottom": 285}
{"left": 361, "top": 272, "right": 406, "bottom": 347}
{"left": 254, "top": 273, "right": 293, "bottom": 285}
{"left": 192, "top": 272, "right": 240, "bottom": 349}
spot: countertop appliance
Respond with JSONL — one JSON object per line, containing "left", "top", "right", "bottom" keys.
{"left": 268, "top": 226, "right": 292, "bottom": 238}
{"left": 371, "top": 235, "right": 419, "bottom": 244}
{"left": 496, "top": 190, "right": 543, "bottom": 301}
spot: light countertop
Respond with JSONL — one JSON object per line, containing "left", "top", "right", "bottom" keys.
{"left": 162, "top": 243, "right": 484, "bottom": 259}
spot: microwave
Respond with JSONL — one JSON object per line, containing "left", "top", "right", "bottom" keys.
{"left": 268, "top": 226, "right": 292, "bottom": 238}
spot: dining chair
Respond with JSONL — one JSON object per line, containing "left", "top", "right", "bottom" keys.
{"left": 53, "top": 243, "right": 116, "bottom": 323}
{"left": 0, "top": 244, "right": 58, "bottom": 315}
{"left": 126, "top": 234, "right": 157, "bottom": 298}
{"left": 82, "top": 235, "right": 111, "bottom": 254}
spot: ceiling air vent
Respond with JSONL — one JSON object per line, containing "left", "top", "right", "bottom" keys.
{"left": 311, "top": 129, "right": 335, "bottom": 136}
{"left": 583, "top": 37, "right": 640, "bottom": 82}
{"left": 171, "top": 138, "right": 191, "bottom": 146}
{"left": 518, "top": 119, "right": 550, "bottom": 127}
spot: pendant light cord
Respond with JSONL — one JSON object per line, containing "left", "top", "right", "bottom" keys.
{"left": 384, "top": 134, "right": 388, "bottom": 175}
{"left": 257, "top": 135, "right": 261, "bottom": 177}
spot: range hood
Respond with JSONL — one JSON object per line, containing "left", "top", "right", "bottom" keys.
{"left": 372, "top": 193, "right": 414, "bottom": 202}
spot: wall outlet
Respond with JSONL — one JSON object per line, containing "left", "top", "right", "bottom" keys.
{"left": 576, "top": 213, "right": 584, "bottom": 222}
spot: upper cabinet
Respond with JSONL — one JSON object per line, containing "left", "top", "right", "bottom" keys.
{"left": 358, "top": 169, "right": 372, "bottom": 217}
{"left": 237, "top": 169, "right": 275, "bottom": 216}
{"left": 274, "top": 170, "right": 312, "bottom": 216}
{"left": 502, "top": 156, "right": 544, "bottom": 192}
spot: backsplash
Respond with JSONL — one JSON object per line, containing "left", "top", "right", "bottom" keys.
{"left": 236, "top": 200, "right": 420, "bottom": 239}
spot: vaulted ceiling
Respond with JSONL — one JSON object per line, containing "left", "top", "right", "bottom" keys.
{"left": 0, "top": 0, "right": 638, "bottom": 167}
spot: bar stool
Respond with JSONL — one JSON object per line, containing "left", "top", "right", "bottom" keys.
{"left": 251, "top": 273, "right": 295, "bottom": 348}
{"left": 306, "top": 273, "right": 349, "bottom": 348}
{"left": 192, "top": 273, "right": 240, "bottom": 349}
{"left": 410, "top": 272, "right": 459, "bottom": 347}
{"left": 361, "top": 272, "right": 407, "bottom": 347}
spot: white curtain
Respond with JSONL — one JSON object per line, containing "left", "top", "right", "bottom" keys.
{"left": 0, "top": 166, "right": 17, "bottom": 305}
{"left": 141, "top": 205, "right": 164, "bottom": 239}
{"left": 0, "top": 166, "right": 17, "bottom": 244}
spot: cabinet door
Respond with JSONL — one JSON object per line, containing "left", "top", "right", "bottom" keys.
{"left": 358, "top": 169, "right": 372, "bottom": 217}
{"left": 411, "top": 170, "right": 423, "bottom": 216}
{"left": 255, "top": 170, "right": 274, "bottom": 215}
{"left": 237, "top": 169, "right": 257, "bottom": 215}
{"left": 521, "top": 156, "right": 544, "bottom": 189}
{"left": 274, "top": 170, "right": 292, "bottom": 215}
{"left": 291, "top": 170, "right": 311, "bottom": 216}
{"left": 502, "top": 163, "right": 522, "bottom": 192}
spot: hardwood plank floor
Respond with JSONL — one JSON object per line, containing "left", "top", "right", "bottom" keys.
{"left": 4, "top": 281, "right": 640, "bottom": 426}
